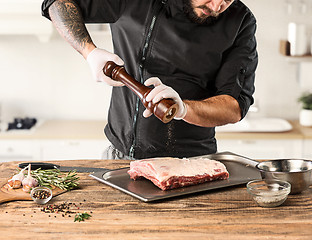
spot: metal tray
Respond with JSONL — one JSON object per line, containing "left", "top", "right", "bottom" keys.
{"left": 90, "top": 152, "right": 261, "bottom": 202}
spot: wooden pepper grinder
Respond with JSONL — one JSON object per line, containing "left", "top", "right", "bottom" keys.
{"left": 103, "top": 61, "right": 179, "bottom": 123}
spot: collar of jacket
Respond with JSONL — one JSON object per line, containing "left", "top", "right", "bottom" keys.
{"left": 162, "top": 0, "right": 184, "bottom": 17}
{"left": 163, "top": 0, "right": 239, "bottom": 18}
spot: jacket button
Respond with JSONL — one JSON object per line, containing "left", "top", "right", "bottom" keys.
{"left": 240, "top": 68, "right": 246, "bottom": 74}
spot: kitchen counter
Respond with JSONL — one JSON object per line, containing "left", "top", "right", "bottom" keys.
{"left": 0, "top": 120, "right": 108, "bottom": 140}
{"left": 0, "top": 119, "right": 310, "bottom": 140}
{"left": 295, "top": 121, "right": 312, "bottom": 139}
{"left": 1, "top": 159, "right": 312, "bottom": 239}
{"left": 216, "top": 120, "right": 305, "bottom": 140}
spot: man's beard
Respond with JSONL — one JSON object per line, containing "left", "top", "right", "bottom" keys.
{"left": 182, "top": 0, "right": 218, "bottom": 25}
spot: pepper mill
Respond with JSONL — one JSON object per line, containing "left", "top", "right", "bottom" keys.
{"left": 103, "top": 61, "right": 179, "bottom": 123}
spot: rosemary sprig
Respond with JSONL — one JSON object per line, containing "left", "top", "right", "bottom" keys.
{"left": 31, "top": 168, "right": 79, "bottom": 191}
{"left": 74, "top": 212, "right": 92, "bottom": 222}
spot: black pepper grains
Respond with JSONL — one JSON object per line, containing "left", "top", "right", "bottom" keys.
{"left": 32, "top": 189, "right": 51, "bottom": 200}
{"left": 36, "top": 202, "right": 91, "bottom": 221}
{"left": 41, "top": 202, "right": 80, "bottom": 217}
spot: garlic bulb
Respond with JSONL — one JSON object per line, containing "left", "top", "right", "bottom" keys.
{"left": 22, "top": 164, "right": 38, "bottom": 192}
{"left": 8, "top": 165, "right": 28, "bottom": 189}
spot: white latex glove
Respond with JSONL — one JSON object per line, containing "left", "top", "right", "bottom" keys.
{"left": 143, "top": 77, "right": 187, "bottom": 120}
{"left": 86, "top": 48, "right": 125, "bottom": 86}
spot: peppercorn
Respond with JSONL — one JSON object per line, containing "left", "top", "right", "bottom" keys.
{"left": 32, "top": 189, "right": 51, "bottom": 199}
{"left": 40, "top": 201, "right": 91, "bottom": 221}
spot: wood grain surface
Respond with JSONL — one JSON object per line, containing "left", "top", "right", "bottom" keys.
{"left": 0, "top": 181, "right": 66, "bottom": 204}
{"left": 0, "top": 159, "right": 312, "bottom": 240}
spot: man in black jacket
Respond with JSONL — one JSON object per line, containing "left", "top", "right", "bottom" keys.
{"left": 42, "top": 0, "right": 258, "bottom": 159}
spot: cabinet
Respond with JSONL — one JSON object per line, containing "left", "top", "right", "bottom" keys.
{"left": 0, "top": 1, "right": 112, "bottom": 42}
{"left": 0, "top": 140, "right": 40, "bottom": 161}
{"left": 302, "top": 139, "right": 312, "bottom": 159}
{"left": 0, "top": 121, "right": 112, "bottom": 162}
{"left": 0, "top": 139, "right": 110, "bottom": 162}
{"left": 217, "top": 139, "right": 303, "bottom": 159}
{"left": 40, "top": 139, "right": 110, "bottom": 161}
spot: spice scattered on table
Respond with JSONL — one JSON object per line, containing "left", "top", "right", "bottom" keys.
{"left": 40, "top": 202, "right": 92, "bottom": 222}
{"left": 41, "top": 202, "right": 78, "bottom": 214}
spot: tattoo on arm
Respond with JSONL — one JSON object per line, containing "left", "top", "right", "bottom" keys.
{"left": 49, "top": 0, "right": 94, "bottom": 56}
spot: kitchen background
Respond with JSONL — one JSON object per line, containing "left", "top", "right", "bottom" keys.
{"left": 0, "top": 0, "right": 311, "bottom": 121}
{"left": 0, "top": 0, "right": 312, "bottom": 161}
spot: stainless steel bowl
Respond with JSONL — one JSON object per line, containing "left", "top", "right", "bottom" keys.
{"left": 256, "top": 159, "right": 312, "bottom": 194}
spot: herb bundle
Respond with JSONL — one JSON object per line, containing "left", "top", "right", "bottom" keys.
{"left": 31, "top": 168, "right": 79, "bottom": 191}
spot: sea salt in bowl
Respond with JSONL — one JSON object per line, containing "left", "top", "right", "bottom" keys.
{"left": 247, "top": 179, "right": 291, "bottom": 208}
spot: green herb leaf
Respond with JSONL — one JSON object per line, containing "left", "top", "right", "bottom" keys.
{"left": 74, "top": 212, "right": 92, "bottom": 222}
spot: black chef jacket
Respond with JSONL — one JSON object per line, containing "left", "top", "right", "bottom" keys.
{"left": 42, "top": 0, "right": 258, "bottom": 159}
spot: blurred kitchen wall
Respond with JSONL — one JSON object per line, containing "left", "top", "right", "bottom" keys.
{"left": 0, "top": 26, "right": 114, "bottom": 121}
{"left": 0, "top": 0, "right": 311, "bottom": 121}
{"left": 245, "top": 0, "right": 312, "bottom": 119}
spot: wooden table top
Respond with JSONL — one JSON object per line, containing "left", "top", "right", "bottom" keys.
{"left": 1, "top": 159, "right": 312, "bottom": 239}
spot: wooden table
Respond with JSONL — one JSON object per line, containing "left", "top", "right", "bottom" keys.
{"left": 1, "top": 159, "right": 312, "bottom": 239}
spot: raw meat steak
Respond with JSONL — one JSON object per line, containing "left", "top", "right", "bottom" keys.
{"left": 127, "top": 157, "right": 229, "bottom": 190}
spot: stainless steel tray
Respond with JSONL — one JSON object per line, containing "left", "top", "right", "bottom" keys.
{"left": 90, "top": 152, "right": 261, "bottom": 202}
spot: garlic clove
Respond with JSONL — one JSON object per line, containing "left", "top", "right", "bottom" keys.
{"left": 23, "top": 184, "right": 31, "bottom": 193}
{"left": 7, "top": 165, "right": 28, "bottom": 189}
{"left": 22, "top": 164, "right": 38, "bottom": 192}
{"left": 7, "top": 164, "right": 39, "bottom": 192}
{"left": 8, "top": 179, "right": 22, "bottom": 189}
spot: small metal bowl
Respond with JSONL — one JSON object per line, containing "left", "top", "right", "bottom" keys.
{"left": 247, "top": 179, "right": 291, "bottom": 207}
{"left": 30, "top": 186, "right": 53, "bottom": 204}
{"left": 256, "top": 159, "right": 312, "bottom": 194}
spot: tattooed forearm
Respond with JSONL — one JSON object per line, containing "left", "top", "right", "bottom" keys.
{"left": 49, "top": 0, "right": 95, "bottom": 57}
